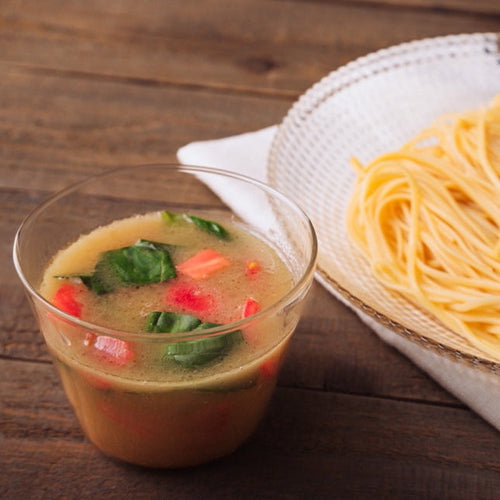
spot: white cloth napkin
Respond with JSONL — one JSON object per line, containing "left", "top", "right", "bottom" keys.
{"left": 177, "top": 126, "right": 500, "bottom": 431}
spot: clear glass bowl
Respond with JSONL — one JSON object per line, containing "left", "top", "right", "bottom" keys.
{"left": 13, "top": 164, "right": 317, "bottom": 467}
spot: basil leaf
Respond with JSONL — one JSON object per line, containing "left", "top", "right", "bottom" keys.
{"left": 186, "top": 215, "right": 230, "bottom": 240}
{"left": 164, "top": 331, "right": 242, "bottom": 369}
{"left": 161, "top": 211, "right": 230, "bottom": 240}
{"left": 146, "top": 311, "right": 242, "bottom": 368}
{"left": 146, "top": 311, "right": 201, "bottom": 333}
{"left": 161, "top": 211, "right": 183, "bottom": 224}
{"left": 83, "top": 239, "right": 176, "bottom": 294}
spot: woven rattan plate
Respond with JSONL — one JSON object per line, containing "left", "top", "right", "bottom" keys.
{"left": 268, "top": 33, "right": 500, "bottom": 371}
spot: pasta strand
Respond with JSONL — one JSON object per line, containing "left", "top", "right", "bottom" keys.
{"left": 346, "top": 95, "right": 500, "bottom": 359}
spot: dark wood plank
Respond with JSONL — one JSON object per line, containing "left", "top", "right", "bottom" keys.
{"left": 0, "top": 0, "right": 498, "bottom": 97}
{"left": 335, "top": 0, "right": 500, "bottom": 15}
{"left": 0, "top": 64, "right": 290, "bottom": 192}
{"left": 2, "top": 358, "right": 499, "bottom": 499}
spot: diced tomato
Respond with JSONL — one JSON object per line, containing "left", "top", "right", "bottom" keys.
{"left": 177, "top": 248, "right": 231, "bottom": 280}
{"left": 165, "top": 280, "right": 216, "bottom": 316}
{"left": 241, "top": 297, "right": 261, "bottom": 345}
{"left": 242, "top": 297, "right": 260, "bottom": 319}
{"left": 245, "top": 260, "right": 261, "bottom": 277}
{"left": 52, "top": 283, "right": 83, "bottom": 318}
{"left": 92, "top": 335, "right": 134, "bottom": 367}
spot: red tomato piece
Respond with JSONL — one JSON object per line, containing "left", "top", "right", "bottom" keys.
{"left": 242, "top": 297, "right": 260, "bottom": 319}
{"left": 165, "top": 281, "right": 216, "bottom": 316}
{"left": 241, "top": 297, "right": 261, "bottom": 345}
{"left": 177, "top": 248, "right": 231, "bottom": 280}
{"left": 52, "top": 283, "right": 83, "bottom": 318}
{"left": 93, "top": 335, "right": 134, "bottom": 367}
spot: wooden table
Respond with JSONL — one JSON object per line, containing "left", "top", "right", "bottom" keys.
{"left": 2, "top": 1, "right": 500, "bottom": 498}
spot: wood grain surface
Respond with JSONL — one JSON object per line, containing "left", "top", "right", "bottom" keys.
{"left": 1, "top": 1, "right": 500, "bottom": 498}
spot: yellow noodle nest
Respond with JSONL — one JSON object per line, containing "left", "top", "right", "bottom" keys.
{"left": 346, "top": 95, "right": 500, "bottom": 358}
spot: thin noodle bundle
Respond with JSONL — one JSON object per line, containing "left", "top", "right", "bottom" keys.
{"left": 346, "top": 95, "right": 500, "bottom": 358}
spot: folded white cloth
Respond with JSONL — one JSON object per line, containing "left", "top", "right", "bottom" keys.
{"left": 177, "top": 126, "right": 500, "bottom": 430}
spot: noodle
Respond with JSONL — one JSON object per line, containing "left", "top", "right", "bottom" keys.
{"left": 346, "top": 95, "right": 500, "bottom": 358}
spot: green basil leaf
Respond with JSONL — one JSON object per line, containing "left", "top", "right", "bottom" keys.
{"left": 186, "top": 215, "right": 230, "bottom": 240}
{"left": 83, "top": 239, "right": 176, "bottom": 294}
{"left": 161, "top": 211, "right": 231, "bottom": 240}
{"left": 146, "top": 311, "right": 201, "bottom": 333}
{"left": 146, "top": 311, "right": 242, "bottom": 368}
{"left": 164, "top": 332, "right": 242, "bottom": 368}
{"left": 161, "top": 211, "right": 183, "bottom": 224}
